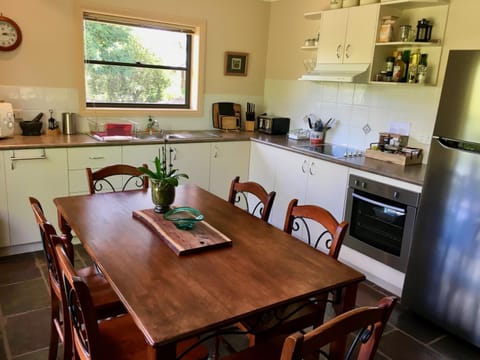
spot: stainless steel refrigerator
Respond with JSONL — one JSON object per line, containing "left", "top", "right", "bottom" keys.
{"left": 402, "top": 50, "right": 480, "bottom": 347}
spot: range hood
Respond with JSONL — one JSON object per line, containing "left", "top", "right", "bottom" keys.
{"left": 299, "top": 63, "right": 370, "bottom": 83}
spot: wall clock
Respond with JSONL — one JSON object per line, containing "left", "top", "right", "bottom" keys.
{"left": 0, "top": 15, "right": 22, "bottom": 51}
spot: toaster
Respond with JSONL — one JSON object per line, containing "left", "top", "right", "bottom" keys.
{"left": 257, "top": 115, "right": 290, "bottom": 135}
{"left": 0, "top": 102, "right": 15, "bottom": 138}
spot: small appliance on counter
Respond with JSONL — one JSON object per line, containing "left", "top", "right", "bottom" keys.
{"left": 257, "top": 115, "right": 290, "bottom": 135}
{"left": 0, "top": 102, "right": 15, "bottom": 138}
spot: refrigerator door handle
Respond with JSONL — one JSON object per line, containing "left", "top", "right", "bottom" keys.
{"left": 436, "top": 136, "right": 480, "bottom": 154}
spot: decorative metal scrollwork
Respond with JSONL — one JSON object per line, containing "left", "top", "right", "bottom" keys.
{"left": 291, "top": 216, "right": 333, "bottom": 250}
{"left": 235, "top": 191, "right": 264, "bottom": 219}
{"left": 94, "top": 175, "right": 146, "bottom": 193}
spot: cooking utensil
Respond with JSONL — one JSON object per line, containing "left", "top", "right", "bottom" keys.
{"left": 31, "top": 112, "right": 43, "bottom": 122}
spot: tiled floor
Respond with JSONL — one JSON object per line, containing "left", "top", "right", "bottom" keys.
{"left": 0, "top": 247, "right": 479, "bottom": 359}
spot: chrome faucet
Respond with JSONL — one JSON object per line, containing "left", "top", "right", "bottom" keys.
{"left": 146, "top": 116, "right": 159, "bottom": 135}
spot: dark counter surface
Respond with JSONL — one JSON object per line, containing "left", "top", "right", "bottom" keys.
{"left": 250, "top": 134, "right": 426, "bottom": 186}
{"left": 0, "top": 131, "right": 425, "bottom": 186}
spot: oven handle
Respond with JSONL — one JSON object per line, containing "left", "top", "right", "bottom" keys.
{"left": 352, "top": 192, "right": 405, "bottom": 214}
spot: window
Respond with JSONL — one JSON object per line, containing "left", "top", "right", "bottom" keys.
{"left": 82, "top": 12, "right": 201, "bottom": 111}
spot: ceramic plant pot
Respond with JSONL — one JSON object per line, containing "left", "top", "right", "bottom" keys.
{"left": 151, "top": 179, "right": 175, "bottom": 213}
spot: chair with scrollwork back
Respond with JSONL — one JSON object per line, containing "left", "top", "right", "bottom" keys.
{"left": 223, "top": 296, "right": 398, "bottom": 360}
{"left": 86, "top": 164, "right": 149, "bottom": 194}
{"left": 238, "top": 198, "right": 349, "bottom": 346}
{"left": 228, "top": 176, "right": 276, "bottom": 222}
{"left": 54, "top": 241, "right": 209, "bottom": 360}
{"left": 28, "top": 197, "right": 126, "bottom": 360}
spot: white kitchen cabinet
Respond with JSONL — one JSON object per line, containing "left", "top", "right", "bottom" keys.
{"left": 67, "top": 146, "right": 122, "bottom": 194}
{"left": 122, "top": 143, "right": 211, "bottom": 190}
{"left": 0, "top": 153, "right": 9, "bottom": 248}
{"left": 3, "top": 148, "right": 68, "bottom": 247}
{"left": 316, "top": 4, "right": 379, "bottom": 64}
{"left": 249, "top": 144, "right": 349, "bottom": 253}
{"left": 209, "top": 142, "right": 250, "bottom": 200}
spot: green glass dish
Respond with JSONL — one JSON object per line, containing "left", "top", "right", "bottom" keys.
{"left": 163, "top": 207, "right": 204, "bottom": 230}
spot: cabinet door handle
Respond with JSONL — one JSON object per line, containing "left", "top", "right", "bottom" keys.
{"left": 309, "top": 161, "right": 315, "bottom": 176}
{"left": 336, "top": 44, "right": 342, "bottom": 59}
{"left": 88, "top": 156, "right": 105, "bottom": 160}
{"left": 345, "top": 44, "right": 351, "bottom": 59}
{"left": 10, "top": 149, "right": 47, "bottom": 170}
{"left": 301, "top": 159, "right": 308, "bottom": 173}
{"left": 213, "top": 145, "right": 218, "bottom": 158}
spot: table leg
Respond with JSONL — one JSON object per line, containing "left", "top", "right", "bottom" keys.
{"left": 330, "top": 282, "right": 359, "bottom": 360}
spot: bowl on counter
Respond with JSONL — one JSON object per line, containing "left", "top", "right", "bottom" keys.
{"left": 20, "top": 121, "right": 42, "bottom": 136}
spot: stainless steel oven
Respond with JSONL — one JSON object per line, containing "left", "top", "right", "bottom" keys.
{"left": 344, "top": 175, "right": 421, "bottom": 272}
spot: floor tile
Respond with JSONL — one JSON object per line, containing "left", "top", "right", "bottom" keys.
{"left": 388, "top": 303, "right": 445, "bottom": 343}
{"left": 4, "top": 308, "right": 50, "bottom": 357}
{"left": 13, "top": 348, "right": 49, "bottom": 360}
{"left": 0, "top": 254, "right": 41, "bottom": 286}
{"left": 356, "top": 281, "right": 385, "bottom": 306}
{"left": 430, "top": 334, "right": 480, "bottom": 360}
{"left": 0, "top": 279, "right": 49, "bottom": 316}
{"left": 0, "top": 330, "right": 7, "bottom": 360}
{"left": 379, "top": 330, "right": 445, "bottom": 360}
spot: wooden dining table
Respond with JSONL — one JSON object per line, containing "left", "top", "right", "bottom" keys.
{"left": 54, "top": 184, "right": 365, "bottom": 360}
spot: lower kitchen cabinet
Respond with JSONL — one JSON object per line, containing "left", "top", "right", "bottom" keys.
{"left": 209, "top": 141, "right": 250, "bottom": 200}
{"left": 67, "top": 146, "right": 122, "bottom": 194}
{"left": 123, "top": 143, "right": 211, "bottom": 190}
{"left": 3, "top": 148, "right": 68, "bottom": 249}
{"left": 249, "top": 143, "right": 349, "bottom": 253}
{"left": 0, "top": 154, "right": 9, "bottom": 248}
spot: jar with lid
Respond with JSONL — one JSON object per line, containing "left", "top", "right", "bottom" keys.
{"left": 407, "top": 49, "right": 421, "bottom": 83}
{"left": 392, "top": 51, "right": 406, "bottom": 82}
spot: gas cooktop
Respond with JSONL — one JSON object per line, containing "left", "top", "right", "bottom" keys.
{"left": 292, "top": 144, "right": 364, "bottom": 159}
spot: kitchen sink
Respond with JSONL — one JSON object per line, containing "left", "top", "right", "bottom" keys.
{"left": 165, "top": 131, "right": 221, "bottom": 140}
{"left": 134, "top": 132, "right": 165, "bottom": 140}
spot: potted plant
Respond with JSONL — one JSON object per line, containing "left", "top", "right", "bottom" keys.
{"left": 138, "top": 142, "right": 188, "bottom": 213}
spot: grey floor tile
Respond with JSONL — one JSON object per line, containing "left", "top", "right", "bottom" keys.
{"left": 0, "top": 279, "right": 49, "bottom": 316}
{"left": 431, "top": 335, "right": 480, "bottom": 360}
{"left": 0, "top": 330, "right": 7, "bottom": 360}
{"left": 379, "top": 330, "right": 445, "bottom": 360}
{"left": 13, "top": 348, "right": 49, "bottom": 360}
{"left": 0, "top": 254, "right": 41, "bottom": 286}
{"left": 5, "top": 308, "right": 51, "bottom": 357}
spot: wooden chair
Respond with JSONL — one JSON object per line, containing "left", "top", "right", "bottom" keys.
{"left": 29, "top": 197, "right": 126, "bottom": 360}
{"left": 238, "top": 198, "right": 350, "bottom": 346}
{"left": 228, "top": 176, "right": 276, "bottom": 222}
{"left": 54, "top": 241, "right": 209, "bottom": 360}
{"left": 223, "top": 296, "right": 398, "bottom": 360}
{"left": 86, "top": 164, "right": 149, "bottom": 194}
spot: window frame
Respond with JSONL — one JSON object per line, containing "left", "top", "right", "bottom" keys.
{"left": 77, "top": 9, "right": 205, "bottom": 117}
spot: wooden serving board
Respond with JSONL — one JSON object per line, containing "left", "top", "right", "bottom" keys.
{"left": 365, "top": 149, "right": 423, "bottom": 166}
{"left": 132, "top": 208, "right": 232, "bottom": 256}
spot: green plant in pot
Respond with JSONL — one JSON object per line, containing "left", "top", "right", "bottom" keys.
{"left": 138, "top": 143, "right": 188, "bottom": 213}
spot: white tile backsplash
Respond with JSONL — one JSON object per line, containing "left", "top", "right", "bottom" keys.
{"left": 264, "top": 79, "right": 441, "bottom": 163}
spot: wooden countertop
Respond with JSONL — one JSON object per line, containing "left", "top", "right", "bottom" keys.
{"left": 0, "top": 131, "right": 425, "bottom": 186}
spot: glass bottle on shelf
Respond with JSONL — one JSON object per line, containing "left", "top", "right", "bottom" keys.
{"left": 417, "top": 53, "right": 428, "bottom": 84}
{"left": 392, "top": 51, "right": 406, "bottom": 82}
{"left": 385, "top": 56, "right": 395, "bottom": 82}
{"left": 407, "top": 48, "right": 421, "bottom": 83}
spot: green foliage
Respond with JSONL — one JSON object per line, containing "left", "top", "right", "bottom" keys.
{"left": 137, "top": 143, "right": 188, "bottom": 187}
{"left": 84, "top": 20, "right": 171, "bottom": 103}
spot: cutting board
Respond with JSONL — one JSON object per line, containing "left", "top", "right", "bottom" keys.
{"left": 133, "top": 208, "right": 232, "bottom": 255}
{"left": 212, "top": 102, "right": 241, "bottom": 129}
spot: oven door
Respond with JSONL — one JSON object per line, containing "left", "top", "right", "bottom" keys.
{"left": 344, "top": 187, "right": 417, "bottom": 272}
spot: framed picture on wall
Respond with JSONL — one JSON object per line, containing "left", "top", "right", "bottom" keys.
{"left": 224, "top": 52, "right": 249, "bottom": 76}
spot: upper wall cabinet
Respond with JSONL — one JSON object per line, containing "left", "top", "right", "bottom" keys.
{"left": 316, "top": 4, "right": 379, "bottom": 64}
{"left": 370, "top": 0, "right": 449, "bottom": 85}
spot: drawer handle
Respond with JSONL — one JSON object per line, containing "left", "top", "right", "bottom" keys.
{"left": 88, "top": 156, "right": 105, "bottom": 160}
{"left": 10, "top": 149, "right": 47, "bottom": 170}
